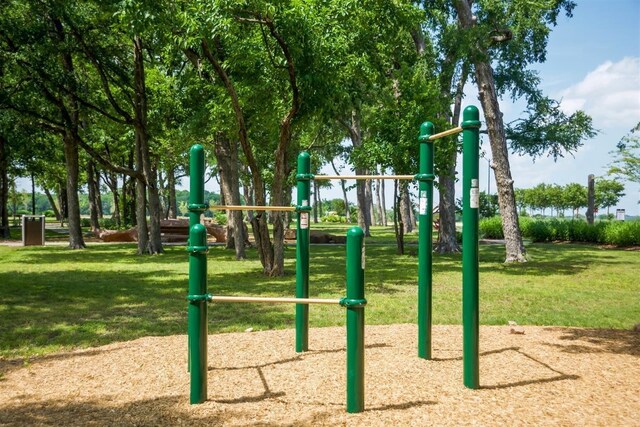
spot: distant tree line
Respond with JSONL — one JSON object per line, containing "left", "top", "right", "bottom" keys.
{"left": 514, "top": 179, "right": 625, "bottom": 218}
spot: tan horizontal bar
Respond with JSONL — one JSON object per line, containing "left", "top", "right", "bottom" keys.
{"left": 314, "top": 175, "right": 415, "bottom": 181}
{"left": 429, "top": 126, "right": 463, "bottom": 141}
{"left": 208, "top": 205, "right": 296, "bottom": 212}
{"left": 209, "top": 296, "right": 342, "bottom": 305}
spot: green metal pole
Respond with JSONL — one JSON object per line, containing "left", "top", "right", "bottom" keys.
{"left": 188, "top": 224, "right": 208, "bottom": 404}
{"left": 462, "top": 106, "right": 481, "bottom": 389}
{"left": 188, "top": 144, "right": 206, "bottom": 230}
{"left": 296, "top": 152, "right": 311, "bottom": 352}
{"left": 345, "top": 226, "right": 365, "bottom": 413}
{"left": 418, "top": 121, "right": 435, "bottom": 359}
{"left": 187, "top": 144, "right": 209, "bottom": 399}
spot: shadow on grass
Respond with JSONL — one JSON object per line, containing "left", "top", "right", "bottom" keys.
{"left": 0, "top": 266, "right": 293, "bottom": 359}
{"left": 543, "top": 327, "right": 640, "bottom": 356}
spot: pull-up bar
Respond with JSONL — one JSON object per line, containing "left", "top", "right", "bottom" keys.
{"left": 429, "top": 126, "right": 463, "bottom": 141}
{"left": 314, "top": 174, "right": 415, "bottom": 181}
{"left": 208, "top": 295, "right": 342, "bottom": 305}
{"left": 208, "top": 205, "right": 296, "bottom": 212}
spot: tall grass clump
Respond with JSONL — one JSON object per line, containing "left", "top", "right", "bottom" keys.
{"left": 601, "top": 220, "right": 640, "bottom": 246}
{"left": 520, "top": 218, "right": 639, "bottom": 245}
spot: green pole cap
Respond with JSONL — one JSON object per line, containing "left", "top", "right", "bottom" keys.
{"left": 190, "top": 144, "right": 204, "bottom": 156}
{"left": 347, "top": 226, "right": 364, "bottom": 239}
{"left": 419, "top": 122, "right": 435, "bottom": 142}
{"left": 461, "top": 106, "right": 481, "bottom": 129}
{"left": 297, "top": 151, "right": 311, "bottom": 174}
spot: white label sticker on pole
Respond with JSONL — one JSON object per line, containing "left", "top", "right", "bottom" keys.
{"left": 470, "top": 188, "right": 480, "bottom": 209}
{"left": 361, "top": 242, "right": 366, "bottom": 270}
{"left": 419, "top": 190, "right": 428, "bottom": 215}
{"left": 301, "top": 212, "right": 309, "bottom": 229}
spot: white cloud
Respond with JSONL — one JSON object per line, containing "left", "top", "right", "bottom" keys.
{"left": 559, "top": 57, "right": 640, "bottom": 128}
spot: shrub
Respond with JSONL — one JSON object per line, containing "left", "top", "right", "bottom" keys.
{"left": 602, "top": 221, "right": 640, "bottom": 246}
{"left": 479, "top": 216, "right": 503, "bottom": 239}
{"left": 321, "top": 214, "right": 347, "bottom": 223}
{"left": 518, "top": 218, "right": 639, "bottom": 246}
{"left": 43, "top": 210, "right": 56, "bottom": 218}
{"left": 98, "top": 217, "right": 121, "bottom": 230}
{"left": 212, "top": 211, "right": 227, "bottom": 225}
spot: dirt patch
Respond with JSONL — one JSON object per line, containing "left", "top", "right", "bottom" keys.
{"left": 0, "top": 325, "right": 638, "bottom": 426}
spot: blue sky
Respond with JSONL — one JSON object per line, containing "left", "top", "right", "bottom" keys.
{"left": 486, "top": 0, "right": 640, "bottom": 215}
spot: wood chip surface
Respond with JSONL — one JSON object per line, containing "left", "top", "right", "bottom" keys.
{"left": 1, "top": 325, "right": 638, "bottom": 426}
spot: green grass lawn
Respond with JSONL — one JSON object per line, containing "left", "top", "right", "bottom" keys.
{"left": 1, "top": 226, "right": 638, "bottom": 359}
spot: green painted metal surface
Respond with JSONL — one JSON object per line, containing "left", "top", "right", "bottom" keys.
{"left": 461, "top": 106, "right": 481, "bottom": 389}
{"left": 188, "top": 145, "right": 206, "bottom": 230}
{"left": 418, "top": 121, "right": 435, "bottom": 360}
{"left": 295, "top": 151, "right": 311, "bottom": 352}
{"left": 346, "top": 227, "right": 365, "bottom": 413}
{"left": 188, "top": 223, "right": 208, "bottom": 403}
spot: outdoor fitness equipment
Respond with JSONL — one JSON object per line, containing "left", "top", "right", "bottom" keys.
{"left": 187, "top": 145, "right": 366, "bottom": 413}
{"left": 185, "top": 105, "right": 481, "bottom": 411}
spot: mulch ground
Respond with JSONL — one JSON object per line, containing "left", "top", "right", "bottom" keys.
{"left": 1, "top": 325, "right": 638, "bottom": 426}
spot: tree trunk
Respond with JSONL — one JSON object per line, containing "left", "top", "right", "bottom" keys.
{"left": 134, "top": 35, "right": 162, "bottom": 254}
{"left": 242, "top": 169, "right": 254, "bottom": 222}
{"left": 313, "top": 179, "right": 319, "bottom": 223}
{"left": 43, "top": 188, "right": 60, "bottom": 223}
{"left": 87, "top": 160, "right": 100, "bottom": 234}
{"left": 348, "top": 110, "right": 371, "bottom": 236}
{"left": 436, "top": 65, "right": 466, "bottom": 253}
{"left": 376, "top": 178, "right": 385, "bottom": 226}
{"left": 200, "top": 38, "right": 273, "bottom": 273}
{"left": 125, "top": 149, "right": 136, "bottom": 227}
{"left": 366, "top": 179, "right": 375, "bottom": 226}
{"left": 586, "top": 174, "right": 595, "bottom": 225}
{"left": 63, "top": 134, "right": 86, "bottom": 249}
{"left": 57, "top": 182, "right": 67, "bottom": 226}
{"left": 393, "top": 180, "right": 404, "bottom": 254}
{"left": 30, "top": 174, "right": 36, "bottom": 215}
{"left": 214, "top": 134, "right": 246, "bottom": 260}
{"left": 0, "top": 135, "right": 9, "bottom": 239}
{"left": 400, "top": 182, "right": 414, "bottom": 233}
{"left": 103, "top": 171, "right": 121, "bottom": 226}
{"left": 474, "top": 62, "right": 527, "bottom": 262}
{"left": 456, "top": 0, "right": 526, "bottom": 262}
{"left": 381, "top": 178, "right": 387, "bottom": 226}
{"left": 167, "top": 167, "right": 178, "bottom": 219}
{"left": 331, "top": 159, "right": 351, "bottom": 222}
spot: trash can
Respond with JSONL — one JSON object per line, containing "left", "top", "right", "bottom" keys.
{"left": 22, "top": 215, "right": 45, "bottom": 246}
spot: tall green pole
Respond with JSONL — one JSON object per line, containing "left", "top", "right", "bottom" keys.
{"left": 188, "top": 224, "right": 208, "bottom": 404}
{"left": 188, "top": 145, "right": 207, "bottom": 229}
{"left": 461, "top": 106, "right": 481, "bottom": 389}
{"left": 187, "top": 144, "right": 209, "bottom": 403}
{"left": 295, "top": 152, "right": 311, "bottom": 352}
{"left": 345, "top": 226, "right": 365, "bottom": 413}
{"left": 417, "top": 121, "right": 435, "bottom": 359}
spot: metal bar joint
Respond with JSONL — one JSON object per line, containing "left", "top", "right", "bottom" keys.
{"left": 296, "top": 173, "right": 315, "bottom": 181}
{"left": 414, "top": 173, "right": 435, "bottom": 182}
{"left": 187, "top": 245, "right": 209, "bottom": 254}
{"left": 187, "top": 293, "right": 212, "bottom": 303}
{"left": 188, "top": 203, "right": 209, "bottom": 213}
{"left": 339, "top": 297, "right": 367, "bottom": 308}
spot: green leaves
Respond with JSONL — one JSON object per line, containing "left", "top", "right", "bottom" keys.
{"left": 506, "top": 97, "right": 598, "bottom": 159}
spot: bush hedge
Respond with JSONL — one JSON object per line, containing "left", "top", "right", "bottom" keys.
{"left": 479, "top": 217, "right": 640, "bottom": 246}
